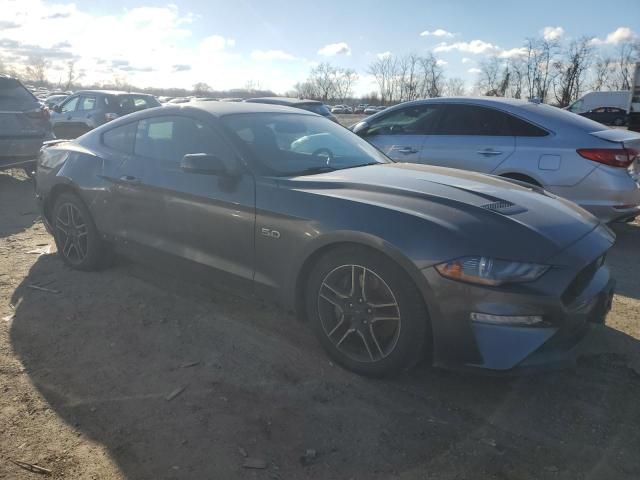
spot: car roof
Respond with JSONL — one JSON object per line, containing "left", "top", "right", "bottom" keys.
{"left": 73, "top": 90, "right": 154, "bottom": 96}
{"left": 245, "top": 97, "right": 322, "bottom": 106}
{"left": 171, "top": 101, "right": 317, "bottom": 117}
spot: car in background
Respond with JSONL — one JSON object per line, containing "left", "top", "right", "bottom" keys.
{"left": 567, "top": 91, "right": 631, "bottom": 115}
{"left": 220, "top": 97, "right": 244, "bottom": 102}
{"left": 245, "top": 97, "right": 338, "bottom": 123}
{"left": 43, "top": 94, "right": 68, "bottom": 109}
{"left": 191, "top": 97, "right": 219, "bottom": 102}
{"left": 579, "top": 107, "right": 628, "bottom": 126}
{"left": 50, "top": 90, "right": 160, "bottom": 139}
{"left": 0, "top": 74, "right": 52, "bottom": 175}
{"left": 167, "top": 97, "right": 192, "bottom": 104}
{"left": 351, "top": 97, "right": 640, "bottom": 223}
{"left": 364, "top": 106, "right": 379, "bottom": 114}
{"left": 35, "top": 102, "right": 616, "bottom": 377}
{"left": 354, "top": 104, "right": 368, "bottom": 114}
{"left": 333, "top": 105, "right": 354, "bottom": 114}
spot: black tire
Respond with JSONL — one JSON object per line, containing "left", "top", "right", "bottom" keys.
{"left": 52, "top": 192, "right": 107, "bottom": 271}
{"left": 305, "top": 245, "right": 430, "bottom": 377}
{"left": 613, "top": 117, "right": 625, "bottom": 127}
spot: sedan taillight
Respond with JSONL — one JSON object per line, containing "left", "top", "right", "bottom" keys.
{"left": 577, "top": 148, "right": 639, "bottom": 168}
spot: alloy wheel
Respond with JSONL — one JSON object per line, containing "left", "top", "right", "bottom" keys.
{"left": 317, "top": 264, "right": 401, "bottom": 363}
{"left": 55, "top": 202, "right": 89, "bottom": 265}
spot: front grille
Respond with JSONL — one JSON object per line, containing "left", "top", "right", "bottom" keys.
{"left": 561, "top": 255, "right": 605, "bottom": 305}
{"left": 481, "top": 200, "right": 526, "bottom": 215}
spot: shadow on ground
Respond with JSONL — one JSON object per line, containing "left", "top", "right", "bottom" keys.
{"left": 0, "top": 171, "right": 39, "bottom": 239}
{"left": 9, "top": 251, "right": 640, "bottom": 479}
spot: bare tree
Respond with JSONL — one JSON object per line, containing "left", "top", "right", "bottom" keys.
{"left": 192, "top": 82, "right": 212, "bottom": 95}
{"left": 522, "top": 37, "right": 560, "bottom": 101}
{"left": 25, "top": 56, "right": 50, "bottom": 85}
{"left": 476, "top": 57, "right": 502, "bottom": 95}
{"left": 333, "top": 68, "right": 358, "bottom": 103}
{"left": 591, "top": 56, "right": 614, "bottom": 91}
{"left": 444, "top": 77, "right": 466, "bottom": 96}
{"left": 292, "top": 80, "right": 318, "bottom": 99}
{"left": 64, "top": 61, "right": 82, "bottom": 90}
{"left": 368, "top": 55, "right": 398, "bottom": 104}
{"left": 613, "top": 41, "right": 639, "bottom": 90}
{"left": 310, "top": 62, "right": 337, "bottom": 101}
{"left": 418, "top": 53, "right": 444, "bottom": 98}
{"left": 554, "top": 37, "right": 593, "bottom": 107}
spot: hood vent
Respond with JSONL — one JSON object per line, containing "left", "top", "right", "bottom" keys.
{"left": 481, "top": 200, "right": 526, "bottom": 215}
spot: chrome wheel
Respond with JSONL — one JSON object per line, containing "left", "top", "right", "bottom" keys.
{"left": 317, "top": 264, "right": 401, "bottom": 363}
{"left": 55, "top": 202, "right": 89, "bottom": 264}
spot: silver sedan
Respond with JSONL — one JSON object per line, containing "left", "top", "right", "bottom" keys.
{"left": 353, "top": 97, "right": 640, "bottom": 223}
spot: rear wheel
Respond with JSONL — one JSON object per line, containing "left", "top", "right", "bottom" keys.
{"left": 52, "top": 193, "right": 107, "bottom": 270}
{"left": 613, "top": 117, "right": 625, "bottom": 126}
{"left": 305, "top": 246, "right": 429, "bottom": 377}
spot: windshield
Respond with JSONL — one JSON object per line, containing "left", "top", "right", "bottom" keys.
{"left": 221, "top": 112, "right": 390, "bottom": 176}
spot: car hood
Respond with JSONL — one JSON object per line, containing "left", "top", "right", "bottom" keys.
{"left": 282, "top": 163, "right": 606, "bottom": 263}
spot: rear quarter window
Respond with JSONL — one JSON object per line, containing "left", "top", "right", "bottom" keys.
{"left": 102, "top": 122, "right": 138, "bottom": 154}
{"left": 0, "top": 77, "right": 38, "bottom": 110}
{"left": 522, "top": 103, "right": 607, "bottom": 133}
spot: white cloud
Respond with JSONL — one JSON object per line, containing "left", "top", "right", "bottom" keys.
{"left": 0, "top": 1, "right": 313, "bottom": 93}
{"left": 376, "top": 51, "right": 392, "bottom": 60}
{"left": 436, "top": 59, "right": 448, "bottom": 66}
{"left": 542, "top": 26, "right": 565, "bottom": 41}
{"left": 591, "top": 27, "right": 637, "bottom": 45}
{"left": 461, "top": 57, "right": 471, "bottom": 64}
{"left": 434, "top": 40, "right": 499, "bottom": 54}
{"left": 467, "top": 68, "right": 482, "bottom": 74}
{"left": 317, "top": 42, "right": 351, "bottom": 56}
{"left": 420, "top": 28, "right": 454, "bottom": 38}
{"left": 498, "top": 47, "right": 528, "bottom": 58}
{"left": 250, "top": 49, "right": 296, "bottom": 61}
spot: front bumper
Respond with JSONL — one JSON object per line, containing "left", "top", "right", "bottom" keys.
{"left": 423, "top": 225, "right": 615, "bottom": 373}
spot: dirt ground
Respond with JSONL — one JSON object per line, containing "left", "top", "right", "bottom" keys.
{"left": 1, "top": 168, "right": 640, "bottom": 480}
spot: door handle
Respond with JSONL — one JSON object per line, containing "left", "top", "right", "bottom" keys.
{"left": 477, "top": 149, "right": 503, "bottom": 156}
{"left": 395, "top": 147, "right": 419, "bottom": 154}
{"left": 119, "top": 175, "right": 141, "bottom": 185}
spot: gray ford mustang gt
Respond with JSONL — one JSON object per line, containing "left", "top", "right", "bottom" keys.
{"left": 34, "top": 102, "right": 616, "bottom": 377}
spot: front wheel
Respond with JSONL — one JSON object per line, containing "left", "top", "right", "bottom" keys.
{"left": 305, "top": 246, "right": 430, "bottom": 377}
{"left": 52, "top": 192, "right": 107, "bottom": 270}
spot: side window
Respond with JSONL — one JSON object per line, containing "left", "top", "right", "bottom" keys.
{"left": 506, "top": 114, "right": 549, "bottom": 137}
{"left": 593, "top": 107, "right": 606, "bottom": 113}
{"left": 61, "top": 96, "right": 79, "bottom": 113}
{"left": 367, "top": 105, "right": 441, "bottom": 136}
{"left": 102, "top": 122, "right": 138, "bottom": 154}
{"left": 134, "top": 115, "right": 228, "bottom": 169}
{"left": 78, "top": 96, "right": 96, "bottom": 111}
{"left": 436, "top": 105, "right": 512, "bottom": 136}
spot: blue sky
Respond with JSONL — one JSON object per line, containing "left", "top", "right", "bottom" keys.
{"left": 1, "top": 0, "right": 638, "bottom": 93}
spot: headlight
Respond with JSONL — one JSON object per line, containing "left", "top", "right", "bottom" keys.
{"left": 435, "top": 256, "right": 549, "bottom": 286}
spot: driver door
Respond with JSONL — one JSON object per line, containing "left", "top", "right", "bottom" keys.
{"left": 361, "top": 104, "right": 442, "bottom": 162}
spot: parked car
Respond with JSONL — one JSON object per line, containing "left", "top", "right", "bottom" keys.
{"left": 354, "top": 104, "right": 368, "bottom": 114}
{"left": 167, "top": 97, "right": 191, "bottom": 104}
{"left": 245, "top": 97, "right": 338, "bottom": 123}
{"left": 43, "top": 94, "right": 68, "bottom": 109}
{"left": 364, "top": 106, "right": 379, "bottom": 114}
{"left": 50, "top": 90, "right": 161, "bottom": 139}
{"left": 191, "top": 97, "right": 219, "bottom": 102}
{"left": 36, "top": 102, "right": 615, "bottom": 376}
{"left": 580, "top": 107, "right": 628, "bottom": 126}
{"left": 567, "top": 91, "right": 631, "bottom": 115}
{"left": 0, "top": 74, "right": 53, "bottom": 175}
{"left": 332, "top": 105, "right": 350, "bottom": 114}
{"left": 352, "top": 97, "right": 640, "bottom": 223}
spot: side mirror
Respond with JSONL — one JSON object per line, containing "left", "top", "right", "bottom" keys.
{"left": 181, "top": 153, "right": 232, "bottom": 175}
{"left": 351, "top": 121, "right": 369, "bottom": 136}
{"left": 53, "top": 104, "right": 62, "bottom": 113}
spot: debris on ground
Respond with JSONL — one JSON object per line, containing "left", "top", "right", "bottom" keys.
{"left": 242, "top": 458, "right": 268, "bottom": 469}
{"left": 27, "top": 284, "right": 60, "bottom": 294}
{"left": 300, "top": 448, "right": 318, "bottom": 466}
{"left": 165, "top": 386, "right": 186, "bottom": 401}
{"left": 238, "top": 447, "right": 248, "bottom": 458}
{"left": 10, "top": 459, "right": 52, "bottom": 475}
{"left": 180, "top": 361, "right": 200, "bottom": 368}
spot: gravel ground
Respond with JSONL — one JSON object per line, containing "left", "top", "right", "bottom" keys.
{"left": 1, "top": 168, "right": 640, "bottom": 479}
